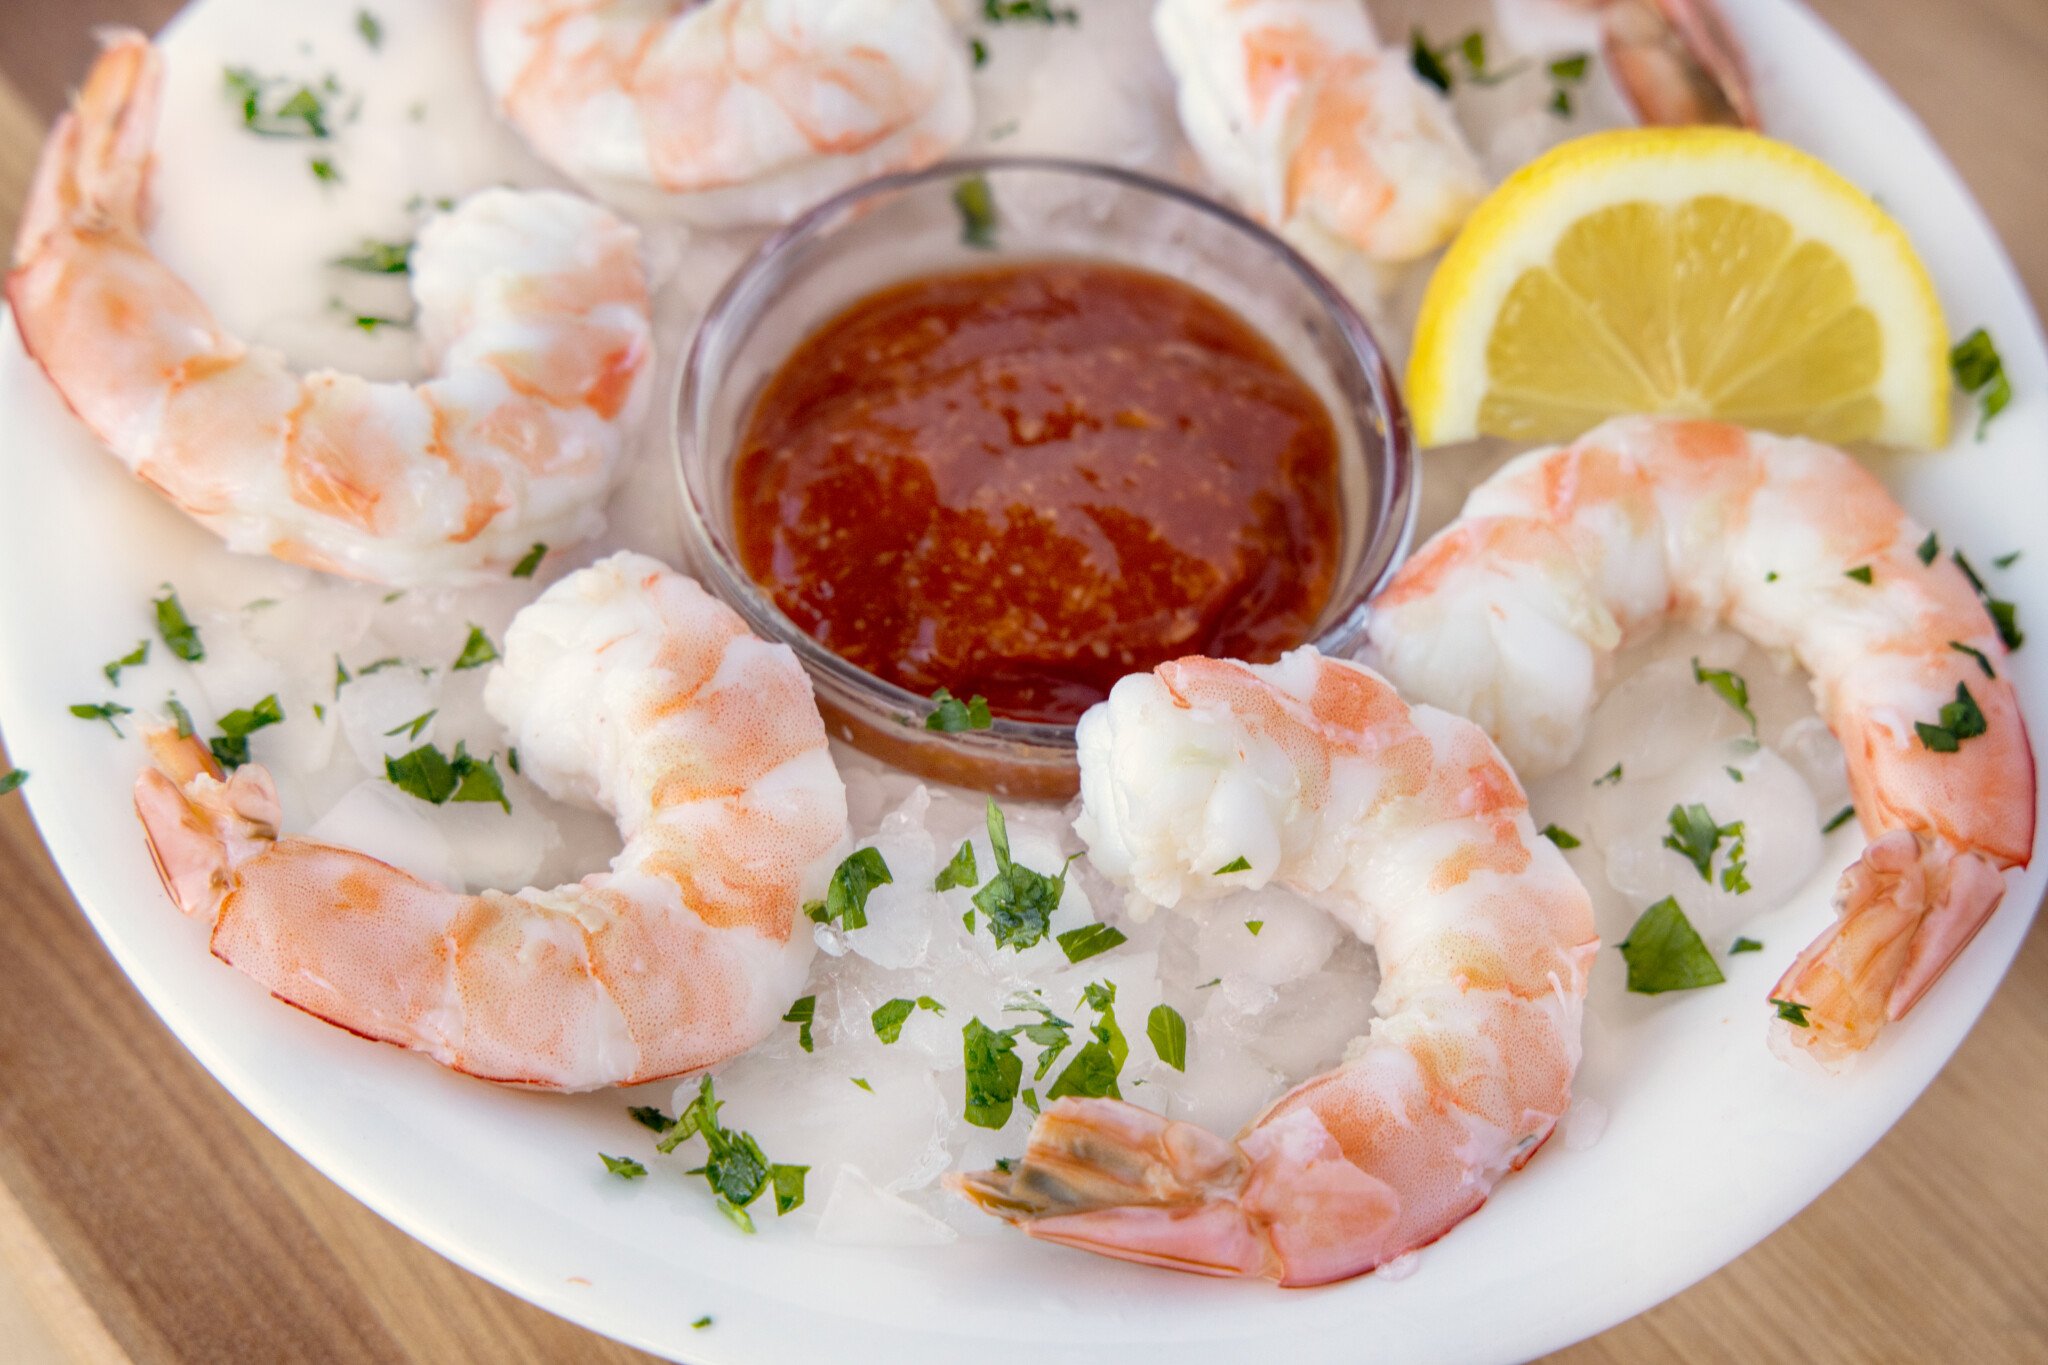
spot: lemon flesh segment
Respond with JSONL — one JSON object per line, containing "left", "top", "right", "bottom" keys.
{"left": 1478, "top": 197, "right": 1888, "bottom": 445}
{"left": 1411, "top": 129, "right": 1950, "bottom": 451}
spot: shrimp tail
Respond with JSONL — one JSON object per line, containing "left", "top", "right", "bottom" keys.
{"left": 133, "top": 730, "right": 279, "bottom": 923}
{"left": 1772, "top": 830, "right": 2008, "bottom": 1062}
{"left": 13, "top": 28, "right": 157, "bottom": 265}
{"left": 948, "top": 1099, "right": 1401, "bottom": 1286}
{"left": 1599, "top": 0, "right": 1758, "bottom": 130}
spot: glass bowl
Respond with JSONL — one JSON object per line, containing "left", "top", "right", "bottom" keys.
{"left": 673, "top": 156, "right": 1416, "bottom": 799}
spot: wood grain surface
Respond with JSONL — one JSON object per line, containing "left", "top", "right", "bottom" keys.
{"left": 1, "top": 2, "right": 2044, "bottom": 1361}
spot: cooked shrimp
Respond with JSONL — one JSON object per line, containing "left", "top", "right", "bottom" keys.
{"left": 1153, "top": 0, "right": 1488, "bottom": 265}
{"left": 1503, "top": 0, "right": 1758, "bottom": 128}
{"left": 7, "top": 32, "right": 653, "bottom": 588}
{"left": 133, "top": 552, "right": 848, "bottom": 1089}
{"left": 1365, "top": 417, "right": 2035, "bottom": 1062}
{"left": 951, "top": 648, "right": 1598, "bottom": 1284}
{"left": 476, "top": 0, "right": 973, "bottom": 225}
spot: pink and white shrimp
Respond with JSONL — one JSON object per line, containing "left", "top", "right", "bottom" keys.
{"left": 476, "top": 0, "right": 973, "bottom": 225}
{"left": 134, "top": 553, "right": 847, "bottom": 1090}
{"left": 1365, "top": 417, "right": 2035, "bottom": 1062}
{"left": 1153, "top": 0, "right": 1488, "bottom": 266}
{"left": 951, "top": 648, "right": 1598, "bottom": 1283}
{"left": 7, "top": 32, "right": 654, "bottom": 588}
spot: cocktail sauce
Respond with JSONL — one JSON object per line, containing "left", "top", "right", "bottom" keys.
{"left": 732, "top": 260, "right": 1341, "bottom": 725}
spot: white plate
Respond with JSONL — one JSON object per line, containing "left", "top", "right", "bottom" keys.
{"left": 1, "top": 1, "right": 2042, "bottom": 1362}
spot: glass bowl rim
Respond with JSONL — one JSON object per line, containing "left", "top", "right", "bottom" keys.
{"left": 671, "top": 152, "right": 1419, "bottom": 755}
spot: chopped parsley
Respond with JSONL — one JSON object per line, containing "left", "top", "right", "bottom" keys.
{"left": 332, "top": 238, "right": 410, "bottom": 273}
{"left": 961, "top": 1017, "right": 1024, "bottom": 1129}
{"left": 1844, "top": 565, "right": 1874, "bottom": 585}
{"left": 654, "top": 1077, "right": 807, "bottom": 1231}
{"left": 982, "top": 0, "right": 1077, "bottom": 22}
{"left": 356, "top": 9, "right": 383, "bottom": 48}
{"left": 1594, "top": 762, "right": 1623, "bottom": 787}
{"left": 70, "top": 703, "right": 133, "bottom": 736}
{"left": 970, "top": 800, "right": 1073, "bottom": 950}
{"left": 1994, "top": 550, "right": 2023, "bottom": 569}
{"left": 934, "top": 839, "right": 978, "bottom": 891}
{"left": 309, "top": 157, "right": 341, "bottom": 184}
{"left": 1055, "top": 922, "right": 1126, "bottom": 964}
{"left": 451, "top": 625, "right": 499, "bottom": 670}
{"left": 926, "top": 686, "right": 993, "bottom": 732}
{"left": 1917, "top": 531, "right": 1940, "bottom": 566}
{"left": 1730, "top": 936, "right": 1764, "bottom": 954}
{"left": 1691, "top": 658, "right": 1757, "bottom": 730}
{"left": 782, "top": 994, "right": 815, "bottom": 1053}
{"left": 1409, "top": 28, "right": 1453, "bottom": 91}
{"left": 1949, "top": 328, "right": 2012, "bottom": 439}
{"left": 1540, "top": 823, "right": 1581, "bottom": 849}
{"left": 154, "top": 586, "right": 205, "bottom": 661}
{"left": 1949, "top": 640, "right": 1996, "bottom": 679}
{"left": 0, "top": 769, "right": 27, "bottom": 796}
{"left": 850, "top": 1077, "right": 873, "bottom": 1093}
{"left": 222, "top": 67, "right": 341, "bottom": 139}
{"left": 1213, "top": 855, "right": 1252, "bottom": 875}
{"left": 1549, "top": 53, "right": 1591, "bottom": 81}
{"left": 1411, "top": 27, "right": 1527, "bottom": 92}
{"left": 598, "top": 1153, "right": 647, "bottom": 1180}
{"left": 165, "top": 696, "right": 195, "bottom": 739}
{"left": 1771, "top": 997, "right": 1812, "bottom": 1027}
{"left": 1146, "top": 1003, "right": 1188, "bottom": 1072}
{"left": 1617, "top": 897, "right": 1726, "bottom": 994}
{"left": 103, "top": 640, "right": 149, "bottom": 686}
{"left": 1822, "top": 805, "right": 1856, "bottom": 834}
{"left": 511, "top": 542, "right": 547, "bottom": 578}
{"left": 1043, "top": 982, "right": 1127, "bottom": 1103}
{"left": 805, "top": 846, "right": 892, "bottom": 932}
{"left": 970, "top": 36, "right": 989, "bottom": 66}
{"left": 382, "top": 709, "right": 436, "bottom": 741}
{"left": 1953, "top": 551, "right": 2023, "bottom": 651}
{"left": 628, "top": 1105, "right": 674, "bottom": 1134}
{"left": 872, "top": 995, "right": 944, "bottom": 1044}
{"left": 692, "top": 1317, "right": 712, "bottom": 1330}
{"left": 1662, "top": 803, "right": 1746, "bottom": 891}
{"left": 385, "top": 740, "right": 510, "bottom": 810}
{"left": 953, "top": 174, "right": 997, "bottom": 250}
{"left": 1244, "top": 920, "right": 1264, "bottom": 936}
{"left": 348, "top": 311, "right": 410, "bottom": 333}
{"left": 1914, "top": 681, "right": 1988, "bottom": 752}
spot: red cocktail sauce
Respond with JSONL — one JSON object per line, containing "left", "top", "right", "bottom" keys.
{"left": 732, "top": 260, "right": 1342, "bottom": 725}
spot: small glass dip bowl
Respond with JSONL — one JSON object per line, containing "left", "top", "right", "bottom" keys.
{"left": 674, "top": 156, "right": 1416, "bottom": 800}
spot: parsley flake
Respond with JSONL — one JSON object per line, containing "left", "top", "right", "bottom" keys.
{"left": 1540, "top": 823, "right": 1581, "bottom": 849}
{"left": 1663, "top": 803, "right": 1745, "bottom": 887}
{"left": 782, "top": 995, "right": 816, "bottom": 1053}
{"left": 1730, "top": 936, "right": 1764, "bottom": 954}
{"left": 804, "top": 846, "right": 892, "bottom": 932}
{"left": 0, "top": 769, "right": 27, "bottom": 796}
{"left": 1594, "top": 762, "right": 1623, "bottom": 787}
{"left": 1618, "top": 897, "right": 1726, "bottom": 994}
{"left": 154, "top": 586, "right": 205, "bottom": 661}
{"left": 693, "top": 1316, "right": 713, "bottom": 1330}
{"left": 970, "top": 37, "right": 988, "bottom": 66}
{"left": 1245, "top": 920, "right": 1264, "bottom": 936}
{"left": 970, "top": 800, "right": 1072, "bottom": 950}
{"left": 872, "top": 995, "right": 944, "bottom": 1044}
{"left": 1949, "top": 640, "right": 1996, "bottom": 679}
{"left": 382, "top": 709, "right": 436, "bottom": 741}
{"left": 934, "top": 839, "right": 978, "bottom": 892}
{"left": 599, "top": 1152, "right": 647, "bottom": 1180}
{"left": 511, "top": 542, "right": 547, "bottom": 578}
{"left": 165, "top": 696, "right": 195, "bottom": 739}
{"left": 1055, "top": 923, "right": 1127, "bottom": 964}
{"left": 1822, "top": 805, "right": 1856, "bottom": 834}
{"left": 386, "top": 740, "right": 510, "bottom": 810}
{"left": 356, "top": 10, "right": 383, "bottom": 48}
{"left": 656, "top": 1077, "right": 807, "bottom": 1229}
{"left": 1916, "top": 531, "right": 1940, "bottom": 566}
{"left": 1213, "top": 855, "right": 1252, "bottom": 875}
{"left": 1954, "top": 550, "right": 2023, "bottom": 651}
{"left": 1915, "top": 681, "right": 1988, "bottom": 752}
{"left": 953, "top": 174, "right": 997, "bottom": 249}
{"left": 1691, "top": 658, "right": 1757, "bottom": 730}
{"left": 104, "top": 640, "right": 149, "bottom": 686}
{"left": 926, "top": 686, "right": 993, "bottom": 732}
{"left": 851, "top": 1077, "right": 873, "bottom": 1093}
{"left": 982, "top": 0, "right": 1077, "bottom": 23}
{"left": 1950, "top": 328, "right": 2012, "bottom": 439}
{"left": 1146, "top": 1003, "right": 1188, "bottom": 1072}
{"left": 1994, "top": 550, "right": 2022, "bottom": 569}
{"left": 1771, "top": 997, "right": 1812, "bottom": 1027}
{"left": 333, "top": 238, "right": 410, "bottom": 273}
{"left": 628, "top": 1105, "right": 675, "bottom": 1134}
{"left": 451, "top": 624, "right": 500, "bottom": 671}
{"left": 961, "top": 1017, "right": 1024, "bottom": 1129}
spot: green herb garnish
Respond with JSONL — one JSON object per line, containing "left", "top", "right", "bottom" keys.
{"left": 1146, "top": 1003, "right": 1188, "bottom": 1072}
{"left": 104, "top": 640, "right": 149, "bottom": 686}
{"left": 1617, "top": 897, "right": 1726, "bottom": 994}
{"left": 1950, "top": 328, "right": 2012, "bottom": 439}
{"left": 1915, "top": 681, "right": 1988, "bottom": 752}
{"left": 971, "top": 800, "right": 1071, "bottom": 950}
{"left": 382, "top": 709, "right": 436, "bottom": 741}
{"left": 1953, "top": 550, "right": 2023, "bottom": 651}
{"left": 783, "top": 994, "right": 815, "bottom": 1053}
{"left": 207, "top": 694, "right": 285, "bottom": 769}
{"left": 1822, "top": 805, "right": 1856, "bottom": 834}
{"left": 223, "top": 67, "right": 339, "bottom": 139}
{"left": 1540, "top": 823, "right": 1581, "bottom": 849}
{"left": 926, "top": 686, "right": 993, "bottom": 732}
{"left": 333, "top": 238, "right": 410, "bottom": 273}
{"left": 1213, "top": 855, "right": 1252, "bottom": 875}
{"left": 657, "top": 1077, "right": 807, "bottom": 1230}
{"left": 1409, "top": 28, "right": 1453, "bottom": 90}
{"left": 1730, "top": 936, "right": 1764, "bottom": 954}
{"left": 1055, "top": 923, "right": 1127, "bottom": 964}
{"left": 1949, "top": 640, "right": 1996, "bottom": 678}
{"left": 1994, "top": 549, "right": 2022, "bottom": 569}
{"left": 1691, "top": 658, "right": 1756, "bottom": 730}
{"left": 1844, "top": 565, "right": 1874, "bottom": 585}
{"left": 511, "top": 543, "right": 546, "bottom": 578}
{"left": 982, "top": 0, "right": 1077, "bottom": 22}
{"left": 165, "top": 696, "right": 195, "bottom": 739}
{"left": 385, "top": 740, "right": 510, "bottom": 810}
{"left": 154, "top": 586, "right": 205, "bottom": 662}
{"left": 953, "top": 174, "right": 997, "bottom": 249}
{"left": 356, "top": 9, "right": 383, "bottom": 48}
{"left": 1244, "top": 920, "right": 1264, "bottom": 936}
{"left": 961, "top": 1017, "right": 1024, "bottom": 1129}
{"left": 1044, "top": 982, "right": 1127, "bottom": 1103}
{"left": 0, "top": 769, "right": 27, "bottom": 796}
{"left": 599, "top": 1153, "right": 647, "bottom": 1180}
{"left": 628, "top": 1105, "right": 674, "bottom": 1134}
{"left": 1917, "top": 531, "right": 1940, "bottom": 566}
{"left": 451, "top": 625, "right": 499, "bottom": 671}
{"left": 1771, "top": 997, "right": 1811, "bottom": 1027}
{"left": 934, "top": 839, "right": 978, "bottom": 892}
{"left": 804, "top": 846, "right": 892, "bottom": 932}
{"left": 872, "top": 995, "right": 944, "bottom": 1044}
{"left": 1595, "top": 762, "right": 1623, "bottom": 787}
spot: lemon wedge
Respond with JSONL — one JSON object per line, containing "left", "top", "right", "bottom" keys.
{"left": 1408, "top": 128, "right": 1949, "bottom": 449}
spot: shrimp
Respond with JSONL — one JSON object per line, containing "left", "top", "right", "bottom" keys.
{"left": 476, "top": 0, "right": 973, "bottom": 225}
{"left": 1153, "top": 0, "right": 1488, "bottom": 266}
{"left": 1364, "top": 417, "right": 2035, "bottom": 1062}
{"left": 951, "top": 648, "right": 1598, "bottom": 1284}
{"left": 1502, "top": 0, "right": 1758, "bottom": 129}
{"left": 132, "top": 552, "right": 848, "bottom": 1090}
{"left": 7, "top": 32, "right": 654, "bottom": 588}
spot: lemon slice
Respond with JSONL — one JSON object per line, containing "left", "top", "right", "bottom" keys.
{"left": 1408, "top": 128, "right": 1949, "bottom": 449}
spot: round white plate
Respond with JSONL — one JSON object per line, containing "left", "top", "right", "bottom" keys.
{"left": 1, "top": 1, "right": 2042, "bottom": 1362}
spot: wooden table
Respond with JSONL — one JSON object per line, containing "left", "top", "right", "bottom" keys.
{"left": 1, "top": 2, "right": 2043, "bottom": 1360}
